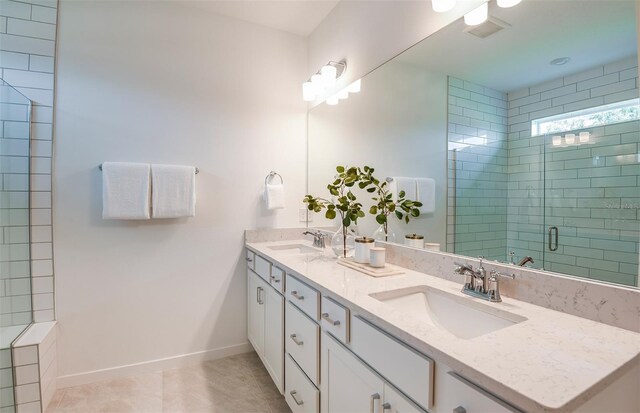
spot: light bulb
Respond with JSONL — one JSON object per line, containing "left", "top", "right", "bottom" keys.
{"left": 432, "top": 0, "right": 456, "bottom": 13}
{"left": 302, "top": 82, "right": 315, "bottom": 102}
{"left": 464, "top": 2, "right": 488, "bottom": 26}
{"left": 497, "top": 0, "right": 521, "bottom": 7}
{"left": 321, "top": 65, "right": 337, "bottom": 87}
{"left": 337, "top": 89, "right": 349, "bottom": 100}
{"left": 310, "top": 73, "right": 323, "bottom": 90}
{"left": 326, "top": 95, "right": 339, "bottom": 106}
{"left": 565, "top": 133, "right": 575, "bottom": 145}
{"left": 347, "top": 79, "right": 361, "bottom": 93}
{"left": 579, "top": 131, "right": 590, "bottom": 143}
{"left": 552, "top": 136, "right": 562, "bottom": 146}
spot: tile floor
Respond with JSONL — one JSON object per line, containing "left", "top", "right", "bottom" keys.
{"left": 46, "top": 352, "right": 292, "bottom": 413}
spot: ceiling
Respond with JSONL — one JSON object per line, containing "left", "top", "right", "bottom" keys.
{"left": 183, "top": 0, "right": 340, "bottom": 36}
{"left": 397, "top": 0, "right": 638, "bottom": 93}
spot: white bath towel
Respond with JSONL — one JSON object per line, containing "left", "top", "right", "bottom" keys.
{"left": 416, "top": 178, "right": 435, "bottom": 214}
{"left": 265, "top": 183, "right": 285, "bottom": 210}
{"left": 102, "top": 162, "right": 151, "bottom": 220}
{"left": 390, "top": 177, "right": 417, "bottom": 202}
{"left": 151, "top": 164, "right": 196, "bottom": 218}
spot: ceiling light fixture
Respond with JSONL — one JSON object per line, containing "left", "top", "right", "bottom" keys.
{"left": 464, "top": 2, "right": 488, "bottom": 26}
{"left": 497, "top": 0, "right": 521, "bottom": 8}
{"left": 301, "top": 61, "right": 347, "bottom": 103}
{"left": 550, "top": 57, "right": 571, "bottom": 66}
{"left": 432, "top": 0, "right": 456, "bottom": 13}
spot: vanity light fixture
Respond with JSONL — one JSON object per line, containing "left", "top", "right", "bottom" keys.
{"left": 326, "top": 95, "right": 339, "bottom": 105}
{"left": 579, "top": 131, "right": 590, "bottom": 143}
{"left": 552, "top": 135, "right": 562, "bottom": 146}
{"left": 432, "top": 0, "right": 456, "bottom": 13}
{"left": 497, "top": 0, "right": 521, "bottom": 7}
{"left": 302, "top": 61, "right": 347, "bottom": 102}
{"left": 347, "top": 79, "right": 361, "bottom": 93}
{"left": 464, "top": 2, "right": 488, "bottom": 26}
{"left": 565, "top": 133, "right": 576, "bottom": 145}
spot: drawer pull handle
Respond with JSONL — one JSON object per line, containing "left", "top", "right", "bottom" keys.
{"left": 453, "top": 407, "right": 466, "bottom": 413}
{"left": 270, "top": 275, "right": 281, "bottom": 283}
{"left": 322, "top": 313, "right": 341, "bottom": 326}
{"left": 382, "top": 402, "right": 391, "bottom": 412}
{"left": 257, "top": 287, "right": 264, "bottom": 305}
{"left": 291, "top": 291, "right": 304, "bottom": 300}
{"left": 290, "top": 390, "right": 304, "bottom": 406}
{"left": 290, "top": 334, "right": 304, "bottom": 346}
{"left": 370, "top": 393, "right": 380, "bottom": 413}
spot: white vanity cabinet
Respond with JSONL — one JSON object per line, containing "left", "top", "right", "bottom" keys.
{"left": 321, "top": 332, "right": 422, "bottom": 413}
{"left": 246, "top": 255, "right": 284, "bottom": 393}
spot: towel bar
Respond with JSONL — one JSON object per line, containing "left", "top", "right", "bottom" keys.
{"left": 99, "top": 164, "right": 199, "bottom": 174}
{"left": 265, "top": 171, "right": 283, "bottom": 185}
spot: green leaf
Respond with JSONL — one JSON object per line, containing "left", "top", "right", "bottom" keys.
{"left": 376, "top": 214, "right": 386, "bottom": 225}
{"left": 366, "top": 187, "right": 376, "bottom": 193}
{"left": 369, "top": 206, "right": 378, "bottom": 214}
{"left": 326, "top": 209, "right": 336, "bottom": 219}
{"left": 395, "top": 210, "right": 403, "bottom": 220}
{"left": 343, "top": 217, "right": 351, "bottom": 227}
{"left": 357, "top": 210, "right": 365, "bottom": 218}
{"left": 414, "top": 201, "right": 423, "bottom": 207}
{"left": 398, "top": 190, "right": 405, "bottom": 198}
{"left": 405, "top": 215, "right": 410, "bottom": 223}
{"left": 411, "top": 209, "right": 420, "bottom": 217}
{"left": 336, "top": 166, "right": 345, "bottom": 173}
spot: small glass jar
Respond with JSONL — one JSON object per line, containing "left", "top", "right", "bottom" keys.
{"left": 354, "top": 237, "right": 375, "bottom": 263}
{"left": 404, "top": 234, "right": 424, "bottom": 248}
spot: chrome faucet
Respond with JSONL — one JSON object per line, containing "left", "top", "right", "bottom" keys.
{"left": 454, "top": 256, "right": 515, "bottom": 302}
{"left": 517, "top": 256, "right": 534, "bottom": 267}
{"left": 303, "top": 230, "right": 326, "bottom": 249}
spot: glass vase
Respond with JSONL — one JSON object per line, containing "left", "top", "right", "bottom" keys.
{"left": 373, "top": 223, "right": 396, "bottom": 243}
{"left": 331, "top": 225, "right": 358, "bottom": 258}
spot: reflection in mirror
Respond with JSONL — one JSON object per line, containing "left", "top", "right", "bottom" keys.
{"left": 307, "top": 0, "right": 639, "bottom": 287}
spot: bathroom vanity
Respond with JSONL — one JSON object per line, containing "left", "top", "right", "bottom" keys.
{"left": 245, "top": 238, "right": 640, "bottom": 413}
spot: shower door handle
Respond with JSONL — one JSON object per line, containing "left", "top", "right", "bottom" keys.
{"left": 548, "top": 226, "right": 558, "bottom": 251}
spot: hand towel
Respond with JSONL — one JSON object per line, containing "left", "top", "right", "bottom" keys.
{"left": 151, "top": 164, "right": 196, "bottom": 218}
{"left": 102, "top": 162, "right": 151, "bottom": 220}
{"left": 416, "top": 178, "right": 435, "bottom": 214}
{"left": 390, "top": 177, "right": 417, "bottom": 202}
{"left": 265, "top": 183, "right": 285, "bottom": 210}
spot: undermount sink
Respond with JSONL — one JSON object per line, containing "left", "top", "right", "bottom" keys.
{"left": 267, "top": 243, "right": 320, "bottom": 255}
{"left": 370, "top": 286, "right": 526, "bottom": 339}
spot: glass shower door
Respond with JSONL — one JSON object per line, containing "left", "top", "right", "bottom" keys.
{"left": 543, "top": 120, "right": 640, "bottom": 287}
{"left": 0, "top": 79, "right": 32, "bottom": 413}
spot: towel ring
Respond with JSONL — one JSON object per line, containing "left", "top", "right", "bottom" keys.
{"left": 265, "top": 171, "right": 284, "bottom": 185}
{"left": 99, "top": 164, "right": 199, "bottom": 174}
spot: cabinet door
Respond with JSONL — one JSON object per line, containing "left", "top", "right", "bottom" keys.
{"left": 383, "top": 384, "right": 424, "bottom": 413}
{"left": 263, "top": 285, "right": 284, "bottom": 393}
{"left": 321, "top": 332, "right": 384, "bottom": 413}
{"left": 247, "top": 269, "right": 265, "bottom": 355}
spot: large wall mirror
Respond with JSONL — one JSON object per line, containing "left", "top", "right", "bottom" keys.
{"left": 308, "top": 0, "right": 639, "bottom": 287}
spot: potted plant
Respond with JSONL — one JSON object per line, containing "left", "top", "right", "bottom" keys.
{"left": 359, "top": 166, "right": 423, "bottom": 242}
{"left": 303, "top": 166, "right": 366, "bottom": 258}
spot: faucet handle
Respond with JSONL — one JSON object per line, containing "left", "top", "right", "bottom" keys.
{"left": 490, "top": 270, "right": 515, "bottom": 280}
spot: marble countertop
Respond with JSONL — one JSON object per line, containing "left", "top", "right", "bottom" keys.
{"left": 246, "top": 240, "right": 640, "bottom": 413}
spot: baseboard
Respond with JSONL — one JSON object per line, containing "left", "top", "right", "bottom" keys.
{"left": 56, "top": 342, "right": 253, "bottom": 388}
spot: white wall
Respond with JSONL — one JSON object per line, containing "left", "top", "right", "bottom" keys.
{"left": 53, "top": 0, "right": 307, "bottom": 381}
{"left": 307, "top": 0, "right": 484, "bottom": 100}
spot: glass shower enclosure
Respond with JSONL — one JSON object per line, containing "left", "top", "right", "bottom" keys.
{"left": 0, "top": 79, "right": 32, "bottom": 413}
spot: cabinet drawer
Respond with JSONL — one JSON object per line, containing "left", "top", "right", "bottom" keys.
{"left": 286, "top": 302, "right": 320, "bottom": 385}
{"left": 254, "top": 255, "right": 271, "bottom": 282}
{"left": 350, "top": 316, "right": 434, "bottom": 411}
{"left": 440, "top": 372, "right": 519, "bottom": 413}
{"left": 285, "top": 354, "right": 319, "bottom": 413}
{"left": 270, "top": 266, "right": 285, "bottom": 293}
{"left": 321, "top": 296, "right": 349, "bottom": 344}
{"left": 286, "top": 274, "right": 319, "bottom": 320}
{"left": 246, "top": 250, "right": 255, "bottom": 271}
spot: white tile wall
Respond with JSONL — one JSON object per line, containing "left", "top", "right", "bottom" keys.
{"left": 447, "top": 77, "right": 509, "bottom": 261}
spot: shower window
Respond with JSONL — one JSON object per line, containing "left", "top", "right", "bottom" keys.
{"left": 531, "top": 98, "right": 640, "bottom": 135}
